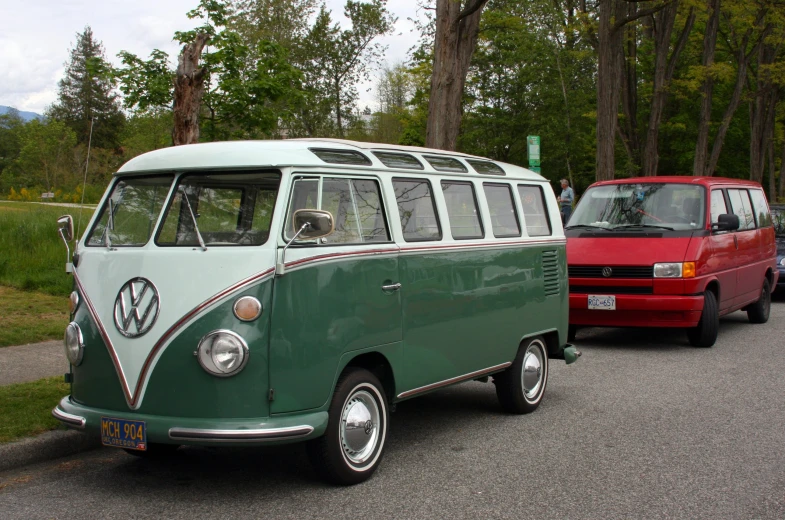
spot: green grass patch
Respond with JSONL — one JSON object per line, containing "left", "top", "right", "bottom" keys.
{"left": 0, "top": 376, "right": 70, "bottom": 443}
{"left": 0, "top": 202, "right": 96, "bottom": 296}
{"left": 0, "top": 286, "right": 68, "bottom": 347}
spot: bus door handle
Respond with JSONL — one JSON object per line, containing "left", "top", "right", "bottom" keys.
{"left": 382, "top": 282, "right": 402, "bottom": 292}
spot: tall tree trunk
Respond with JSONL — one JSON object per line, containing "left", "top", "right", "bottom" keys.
{"left": 749, "top": 40, "right": 777, "bottom": 183}
{"left": 642, "top": 3, "right": 695, "bottom": 176}
{"left": 779, "top": 139, "right": 785, "bottom": 200}
{"left": 768, "top": 140, "right": 776, "bottom": 201}
{"left": 335, "top": 77, "right": 344, "bottom": 138}
{"left": 173, "top": 34, "right": 209, "bottom": 146}
{"left": 596, "top": 0, "right": 625, "bottom": 180}
{"left": 618, "top": 2, "right": 640, "bottom": 170}
{"left": 426, "top": 0, "right": 488, "bottom": 151}
{"left": 693, "top": 0, "right": 720, "bottom": 176}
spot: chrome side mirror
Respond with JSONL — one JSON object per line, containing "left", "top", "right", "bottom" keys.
{"left": 712, "top": 213, "right": 739, "bottom": 232}
{"left": 57, "top": 215, "right": 74, "bottom": 242}
{"left": 276, "top": 210, "right": 335, "bottom": 276}
{"left": 292, "top": 209, "right": 335, "bottom": 240}
{"left": 57, "top": 215, "right": 75, "bottom": 273}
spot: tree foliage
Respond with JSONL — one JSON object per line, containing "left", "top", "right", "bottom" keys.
{"left": 47, "top": 26, "right": 125, "bottom": 149}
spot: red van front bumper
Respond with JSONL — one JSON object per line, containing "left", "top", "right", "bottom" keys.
{"left": 568, "top": 293, "right": 704, "bottom": 328}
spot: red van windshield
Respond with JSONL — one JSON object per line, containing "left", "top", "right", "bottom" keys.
{"left": 568, "top": 183, "right": 705, "bottom": 231}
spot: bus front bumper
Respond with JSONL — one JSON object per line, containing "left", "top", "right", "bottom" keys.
{"left": 569, "top": 294, "right": 704, "bottom": 328}
{"left": 52, "top": 396, "right": 328, "bottom": 446}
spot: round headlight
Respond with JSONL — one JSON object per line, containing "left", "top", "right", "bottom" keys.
{"left": 64, "top": 322, "right": 84, "bottom": 366}
{"left": 197, "top": 330, "right": 249, "bottom": 377}
{"left": 69, "top": 291, "right": 80, "bottom": 314}
{"left": 780, "top": 257, "right": 785, "bottom": 267}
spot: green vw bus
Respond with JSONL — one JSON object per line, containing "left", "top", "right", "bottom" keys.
{"left": 53, "top": 139, "right": 579, "bottom": 484}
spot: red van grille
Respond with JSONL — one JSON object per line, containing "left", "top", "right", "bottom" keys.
{"left": 568, "top": 265, "right": 653, "bottom": 278}
{"left": 569, "top": 285, "right": 653, "bottom": 295}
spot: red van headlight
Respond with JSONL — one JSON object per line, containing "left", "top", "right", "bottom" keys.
{"left": 653, "top": 262, "right": 695, "bottom": 278}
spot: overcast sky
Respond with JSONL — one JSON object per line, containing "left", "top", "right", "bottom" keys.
{"left": 0, "top": 0, "right": 423, "bottom": 115}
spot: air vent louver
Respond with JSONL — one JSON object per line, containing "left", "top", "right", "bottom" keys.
{"left": 542, "top": 250, "right": 560, "bottom": 297}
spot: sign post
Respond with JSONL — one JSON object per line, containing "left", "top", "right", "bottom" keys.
{"left": 527, "top": 136, "right": 541, "bottom": 174}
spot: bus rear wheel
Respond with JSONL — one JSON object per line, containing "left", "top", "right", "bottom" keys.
{"left": 495, "top": 336, "right": 549, "bottom": 414}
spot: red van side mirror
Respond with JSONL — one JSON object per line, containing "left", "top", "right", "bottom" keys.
{"left": 712, "top": 213, "right": 740, "bottom": 232}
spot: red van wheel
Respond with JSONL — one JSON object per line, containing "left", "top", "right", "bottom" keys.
{"left": 747, "top": 279, "right": 771, "bottom": 324}
{"left": 687, "top": 291, "right": 718, "bottom": 348}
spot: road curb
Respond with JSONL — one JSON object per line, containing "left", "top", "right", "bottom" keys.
{"left": 0, "top": 428, "right": 100, "bottom": 473}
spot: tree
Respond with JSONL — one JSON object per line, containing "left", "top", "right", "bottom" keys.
{"left": 425, "top": 0, "right": 489, "bottom": 151}
{"left": 295, "top": 1, "right": 394, "bottom": 137}
{"left": 8, "top": 120, "right": 77, "bottom": 192}
{"left": 47, "top": 26, "right": 125, "bottom": 149}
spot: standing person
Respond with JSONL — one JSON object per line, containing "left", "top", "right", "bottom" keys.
{"left": 557, "top": 179, "right": 574, "bottom": 224}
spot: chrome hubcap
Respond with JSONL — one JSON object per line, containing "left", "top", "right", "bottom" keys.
{"left": 340, "top": 389, "right": 380, "bottom": 465}
{"left": 522, "top": 343, "right": 545, "bottom": 400}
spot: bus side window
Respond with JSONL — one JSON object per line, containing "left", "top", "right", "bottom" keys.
{"left": 517, "top": 184, "right": 552, "bottom": 237}
{"left": 441, "top": 181, "right": 484, "bottom": 240}
{"left": 393, "top": 178, "right": 442, "bottom": 241}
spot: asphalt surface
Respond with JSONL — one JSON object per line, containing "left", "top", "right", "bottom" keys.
{"left": 0, "top": 340, "right": 66, "bottom": 386}
{"left": 2, "top": 299, "right": 784, "bottom": 519}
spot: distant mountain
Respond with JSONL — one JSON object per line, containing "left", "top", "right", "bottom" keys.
{"left": 0, "top": 105, "right": 43, "bottom": 122}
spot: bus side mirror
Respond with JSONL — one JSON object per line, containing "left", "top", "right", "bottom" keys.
{"left": 292, "top": 209, "right": 334, "bottom": 240}
{"left": 712, "top": 213, "right": 739, "bottom": 232}
{"left": 277, "top": 210, "right": 335, "bottom": 276}
{"left": 57, "top": 215, "right": 75, "bottom": 273}
{"left": 57, "top": 215, "right": 74, "bottom": 242}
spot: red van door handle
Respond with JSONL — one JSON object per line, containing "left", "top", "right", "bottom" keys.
{"left": 733, "top": 235, "right": 738, "bottom": 249}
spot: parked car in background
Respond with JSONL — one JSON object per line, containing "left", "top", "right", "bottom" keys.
{"left": 772, "top": 204, "right": 785, "bottom": 293}
{"left": 565, "top": 176, "right": 779, "bottom": 347}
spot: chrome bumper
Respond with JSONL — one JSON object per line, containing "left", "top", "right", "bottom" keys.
{"left": 168, "top": 425, "right": 314, "bottom": 442}
{"left": 52, "top": 406, "right": 86, "bottom": 429}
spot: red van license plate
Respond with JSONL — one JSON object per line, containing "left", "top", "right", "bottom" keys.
{"left": 101, "top": 417, "right": 147, "bottom": 450}
{"left": 588, "top": 295, "right": 616, "bottom": 310}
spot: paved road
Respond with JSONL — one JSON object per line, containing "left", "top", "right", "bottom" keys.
{"left": 0, "top": 341, "right": 66, "bottom": 386}
{"left": 2, "top": 300, "right": 784, "bottom": 519}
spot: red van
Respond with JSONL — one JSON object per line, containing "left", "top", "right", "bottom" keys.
{"left": 565, "top": 177, "right": 779, "bottom": 347}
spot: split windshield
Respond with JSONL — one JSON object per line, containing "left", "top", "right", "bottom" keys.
{"left": 567, "top": 183, "right": 705, "bottom": 231}
{"left": 86, "top": 172, "right": 281, "bottom": 247}
{"left": 86, "top": 176, "right": 173, "bottom": 247}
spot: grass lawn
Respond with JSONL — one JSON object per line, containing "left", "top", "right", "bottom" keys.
{"left": 0, "top": 202, "right": 96, "bottom": 296}
{"left": 0, "top": 285, "right": 68, "bottom": 347}
{"left": 0, "top": 376, "right": 70, "bottom": 443}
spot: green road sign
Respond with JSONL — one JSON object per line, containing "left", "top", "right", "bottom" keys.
{"left": 527, "top": 136, "right": 540, "bottom": 167}
{"left": 529, "top": 166, "right": 541, "bottom": 174}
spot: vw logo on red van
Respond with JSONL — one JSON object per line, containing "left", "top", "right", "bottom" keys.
{"left": 602, "top": 267, "right": 613, "bottom": 277}
{"left": 113, "top": 277, "right": 160, "bottom": 338}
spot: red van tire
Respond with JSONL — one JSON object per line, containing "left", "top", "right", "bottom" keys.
{"left": 687, "top": 291, "right": 719, "bottom": 348}
{"left": 747, "top": 279, "right": 771, "bottom": 324}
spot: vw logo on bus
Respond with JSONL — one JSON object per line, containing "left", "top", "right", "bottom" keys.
{"left": 113, "top": 277, "right": 160, "bottom": 338}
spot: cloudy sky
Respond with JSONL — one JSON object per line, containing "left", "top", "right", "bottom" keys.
{"left": 0, "top": 0, "right": 423, "bottom": 115}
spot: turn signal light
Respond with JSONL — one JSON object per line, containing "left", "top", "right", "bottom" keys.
{"left": 233, "top": 296, "right": 262, "bottom": 321}
{"left": 682, "top": 262, "right": 696, "bottom": 278}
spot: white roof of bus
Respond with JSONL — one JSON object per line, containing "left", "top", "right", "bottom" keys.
{"left": 116, "top": 139, "right": 546, "bottom": 181}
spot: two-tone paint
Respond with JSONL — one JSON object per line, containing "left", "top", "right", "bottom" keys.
{"left": 54, "top": 139, "right": 573, "bottom": 447}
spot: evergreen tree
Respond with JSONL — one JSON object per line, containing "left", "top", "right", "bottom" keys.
{"left": 48, "top": 26, "right": 125, "bottom": 149}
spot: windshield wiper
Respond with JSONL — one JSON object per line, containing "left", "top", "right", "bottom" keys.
{"left": 614, "top": 224, "right": 676, "bottom": 231}
{"left": 564, "top": 224, "right": 612, "bottom": 230}
{"left": 181, "top": 189, "right": 207, "bottom": 251}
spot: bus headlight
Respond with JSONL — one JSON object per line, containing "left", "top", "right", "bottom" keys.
{"left": 64, "top": 322, "right": 84, "bottom": 366}
{"left": 196, "top": 330, "right": 249, "bottom": 377}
